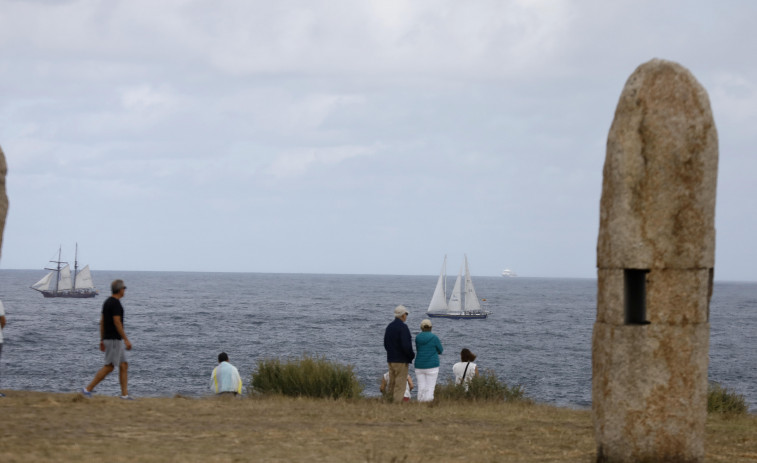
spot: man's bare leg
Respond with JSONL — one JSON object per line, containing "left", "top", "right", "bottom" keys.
{"left": 119, "top": 362, "right": 129, "bottom": 396}
{"left": 85, "top": 364, "right": 114, "bottom": 392}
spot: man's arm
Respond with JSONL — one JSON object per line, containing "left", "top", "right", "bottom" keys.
{"left": 112, "top": 315, "right": 132, "bottom": 350}
{"left": 401, "top": 326, "right": 415, "bottom": 361}
{"left": 0, "top": 315, "right": 6, "bottom": 329}
{"left": 210, "top": 367, "right": 218, "bottom": 393}
{"left": 99, "top": 315, "right": 105, "bottom": 351}
{"left": 234, "top": 368, "right": 243, "bottom": 394}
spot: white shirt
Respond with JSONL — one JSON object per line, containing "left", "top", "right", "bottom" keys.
{"left": 453, "top": 361, "right": 477, "bottom": 386}
{"left": 384, "top": 372, "right": 411, "bottom": 398}
{"left": 210, "top": 361, "right": 243, "bottom": 394}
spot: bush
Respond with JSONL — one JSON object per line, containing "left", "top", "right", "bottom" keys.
{"left": 250, "top": 355, "right": 363, "bottom": 399}
{"left": 708, "top": 382, "right": 748, "bottom": 415}
{"left": 434, "top": 370, "right": 528, "bottom": 403}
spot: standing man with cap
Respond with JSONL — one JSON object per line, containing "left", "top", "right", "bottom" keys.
{"left": 82, "top": 279, "right": 133, "bottom": 399}
{"left": 383, "top": 305, "right": 415, "bottom": 403}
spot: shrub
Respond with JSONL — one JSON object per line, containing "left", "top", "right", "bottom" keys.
{"left": 708, "top": 382, "right": 748, "bottom": 415}
{"left": 434, "top": 370, "right": 528, "bottom": 403}
{"left": 250, "top": 355, "right": 363, "bottom": 399}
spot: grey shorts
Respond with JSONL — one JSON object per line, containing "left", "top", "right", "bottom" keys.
{"left": 103, "top": 339, "right": 126, "bottom": 366}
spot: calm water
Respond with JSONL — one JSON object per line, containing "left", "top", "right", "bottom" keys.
{"left": 0, "top": 270, "right": 754, "bottom": 411}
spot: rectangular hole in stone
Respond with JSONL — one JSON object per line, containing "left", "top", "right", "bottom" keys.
{"left": 624, "top": 269, "right": 650, "bottom": 325}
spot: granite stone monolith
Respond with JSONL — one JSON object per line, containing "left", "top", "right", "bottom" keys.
{"left": 593, "top": 59, "right": 718, "bottom": 462}
{"left": 0, "top": 145, "right": 7, "bottom": 256}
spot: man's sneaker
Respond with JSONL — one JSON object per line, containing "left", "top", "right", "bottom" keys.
{"left": 0, "top": 392, "right": 6, "bottom": 397}
{"left": 80, "top": 387, "right": 92, "bottom": 398}
{"left": 119, "top": 395, "right": 134, "bottom": 400}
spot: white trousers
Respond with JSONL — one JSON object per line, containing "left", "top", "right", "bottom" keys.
{"left": 415, "top": 367, "right": 439, "bottom": 402}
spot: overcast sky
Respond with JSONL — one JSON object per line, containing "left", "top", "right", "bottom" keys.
{"left": 1, "top": 0, "right": 755, "bottom": 280}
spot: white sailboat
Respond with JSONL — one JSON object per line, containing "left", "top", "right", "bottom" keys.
{"left": 427, "top": 255, "right": 449, "bottom": 313}
{"left": 427, "top": 255, "right": 490, "bottom": 320}
{"left": 31, "top": 244, "right": 98, "bottom": 298}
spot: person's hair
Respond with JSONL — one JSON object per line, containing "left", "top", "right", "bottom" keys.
{"left": 218, "top": 352, "right": 229, "bottom": 363}
{"left": 111, "top": 279, "right": 126, "bottom": 294}
{"left": 460, "top": 348, "right": 476, "bottom": 362}
{"left": 421, "top": 325, "right": 432, "bottom": 332}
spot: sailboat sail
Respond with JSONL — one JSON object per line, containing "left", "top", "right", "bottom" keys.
{"left": 58, "top": 265, "right": 72, "bottom": 291}
{"left": 32, "top": 272, "right": 55, "bottom": 291}
{"left": 448, "top": 266, "right": 463, "bottom": 313}
{"left": 75, "top": 265, "right": 95, "bottom": 290}
{"left": 463, "top": 255, "right": 482, "bottom": 312}
{"left": 427, "top": 256, "right": 449, "bottom": 313}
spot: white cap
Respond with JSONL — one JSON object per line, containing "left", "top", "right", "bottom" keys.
{"left": 394, "top": 305, "right": 408, "bottom": 318}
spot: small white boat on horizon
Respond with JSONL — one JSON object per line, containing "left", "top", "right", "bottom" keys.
{"left": 501, "top": 268, "right": 517, "bottom": 277}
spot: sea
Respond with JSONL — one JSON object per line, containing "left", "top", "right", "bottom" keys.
{"left": 0, "top": 270, "right": 755, "bottom": 411}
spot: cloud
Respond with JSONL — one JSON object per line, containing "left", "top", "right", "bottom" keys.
{"left": 265, "top": 144, "right": 381, "bottom": 179}
{"left": 710, "top": 72, "right": 757, "bottom": 126}
{"left": 1, "top": 0, "right": 756, "bottom": 279}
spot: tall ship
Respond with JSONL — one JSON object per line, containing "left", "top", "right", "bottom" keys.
{"left": 426, "top": 255, "right": 490, "bottom": 320}
{"left": 31, "top": 244, "right": 98, "bottom": 298}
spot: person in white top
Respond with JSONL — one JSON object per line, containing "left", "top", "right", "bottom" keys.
{"left": 0, "top": 300, "right": 6, "bottom": 397}
{"left": 452, "top": 348, "right": 479, "bottom": 391}
{"left": 380, "top": 371, "right": 414, "bottom": 402}
{"left": 210, "top": 352, "right": 243, "bottom": 396}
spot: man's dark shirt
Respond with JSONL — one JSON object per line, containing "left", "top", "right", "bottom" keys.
{"left": 384, "top": 318, "right": 415, "bottom": 363}
{"left": 102, "top": 296, "right": 124, "bottom": 340}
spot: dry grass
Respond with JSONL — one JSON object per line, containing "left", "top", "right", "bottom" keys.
{"left": 0, "top": 390, "right": 755, "bottom": 462}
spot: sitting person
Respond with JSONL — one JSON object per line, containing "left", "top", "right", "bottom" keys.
{"left": 380, "top": 371, "right": 414, "bottom": 402}
{"left": 210, "top": 352, "right": 243, "bottom": 396}
{"left": 452, "top": 348, "right": 479, "bottom": 391}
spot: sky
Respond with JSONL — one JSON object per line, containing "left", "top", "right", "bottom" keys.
{"left": 0, "top": 0, "right": 755, "bottom": 280}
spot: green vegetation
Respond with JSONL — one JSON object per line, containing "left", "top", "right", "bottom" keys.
{"left": 708, "top": 382, "right": 748, "bottom": 415}
{"left": 434, "top": 369, "right": 529, "bottom": 403}
{"left": 250, "top": 355, "right": 363, "bottom": 399}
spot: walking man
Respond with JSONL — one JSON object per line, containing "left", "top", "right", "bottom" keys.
{"left": 383, "top": 305, "right": 415, "bottom": 403}
{"left": 210, "top": 352, "right": 243, "bottom": 396}
{"left": 82, "top": 279, "right": 133, "bottom": 399}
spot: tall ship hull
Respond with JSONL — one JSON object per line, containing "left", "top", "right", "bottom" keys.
{"left": 427, "top": 311, "right": 488, "bottom": 320}
{"left": 426, "top": 255, "right": 490, "bottom": 320}
{"left": 31, "top": 244, "right": 98, "bottom": 298}
{"left": 38, "top": 289, "right": 97, "bottom": 298}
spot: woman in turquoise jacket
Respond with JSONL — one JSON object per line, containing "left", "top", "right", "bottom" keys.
{"left": 414, "top": 319, "right": 443, "bottom": 402}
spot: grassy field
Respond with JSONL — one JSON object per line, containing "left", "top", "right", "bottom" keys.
{"left": 1, "top": 390, "right": 756, "bottom": 462}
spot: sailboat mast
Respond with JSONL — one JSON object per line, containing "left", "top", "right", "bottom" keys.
{"left": 443, "top": 254, "right": 447, "bottom": 300}
{"left": 463, "top": 254, "right": 470, "bottom": 309}
{"left": 54, "top": 246, "right": 62, "bottom": 295}
{"left": 73, "top": 243, "right": 79, "bottom": 290}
